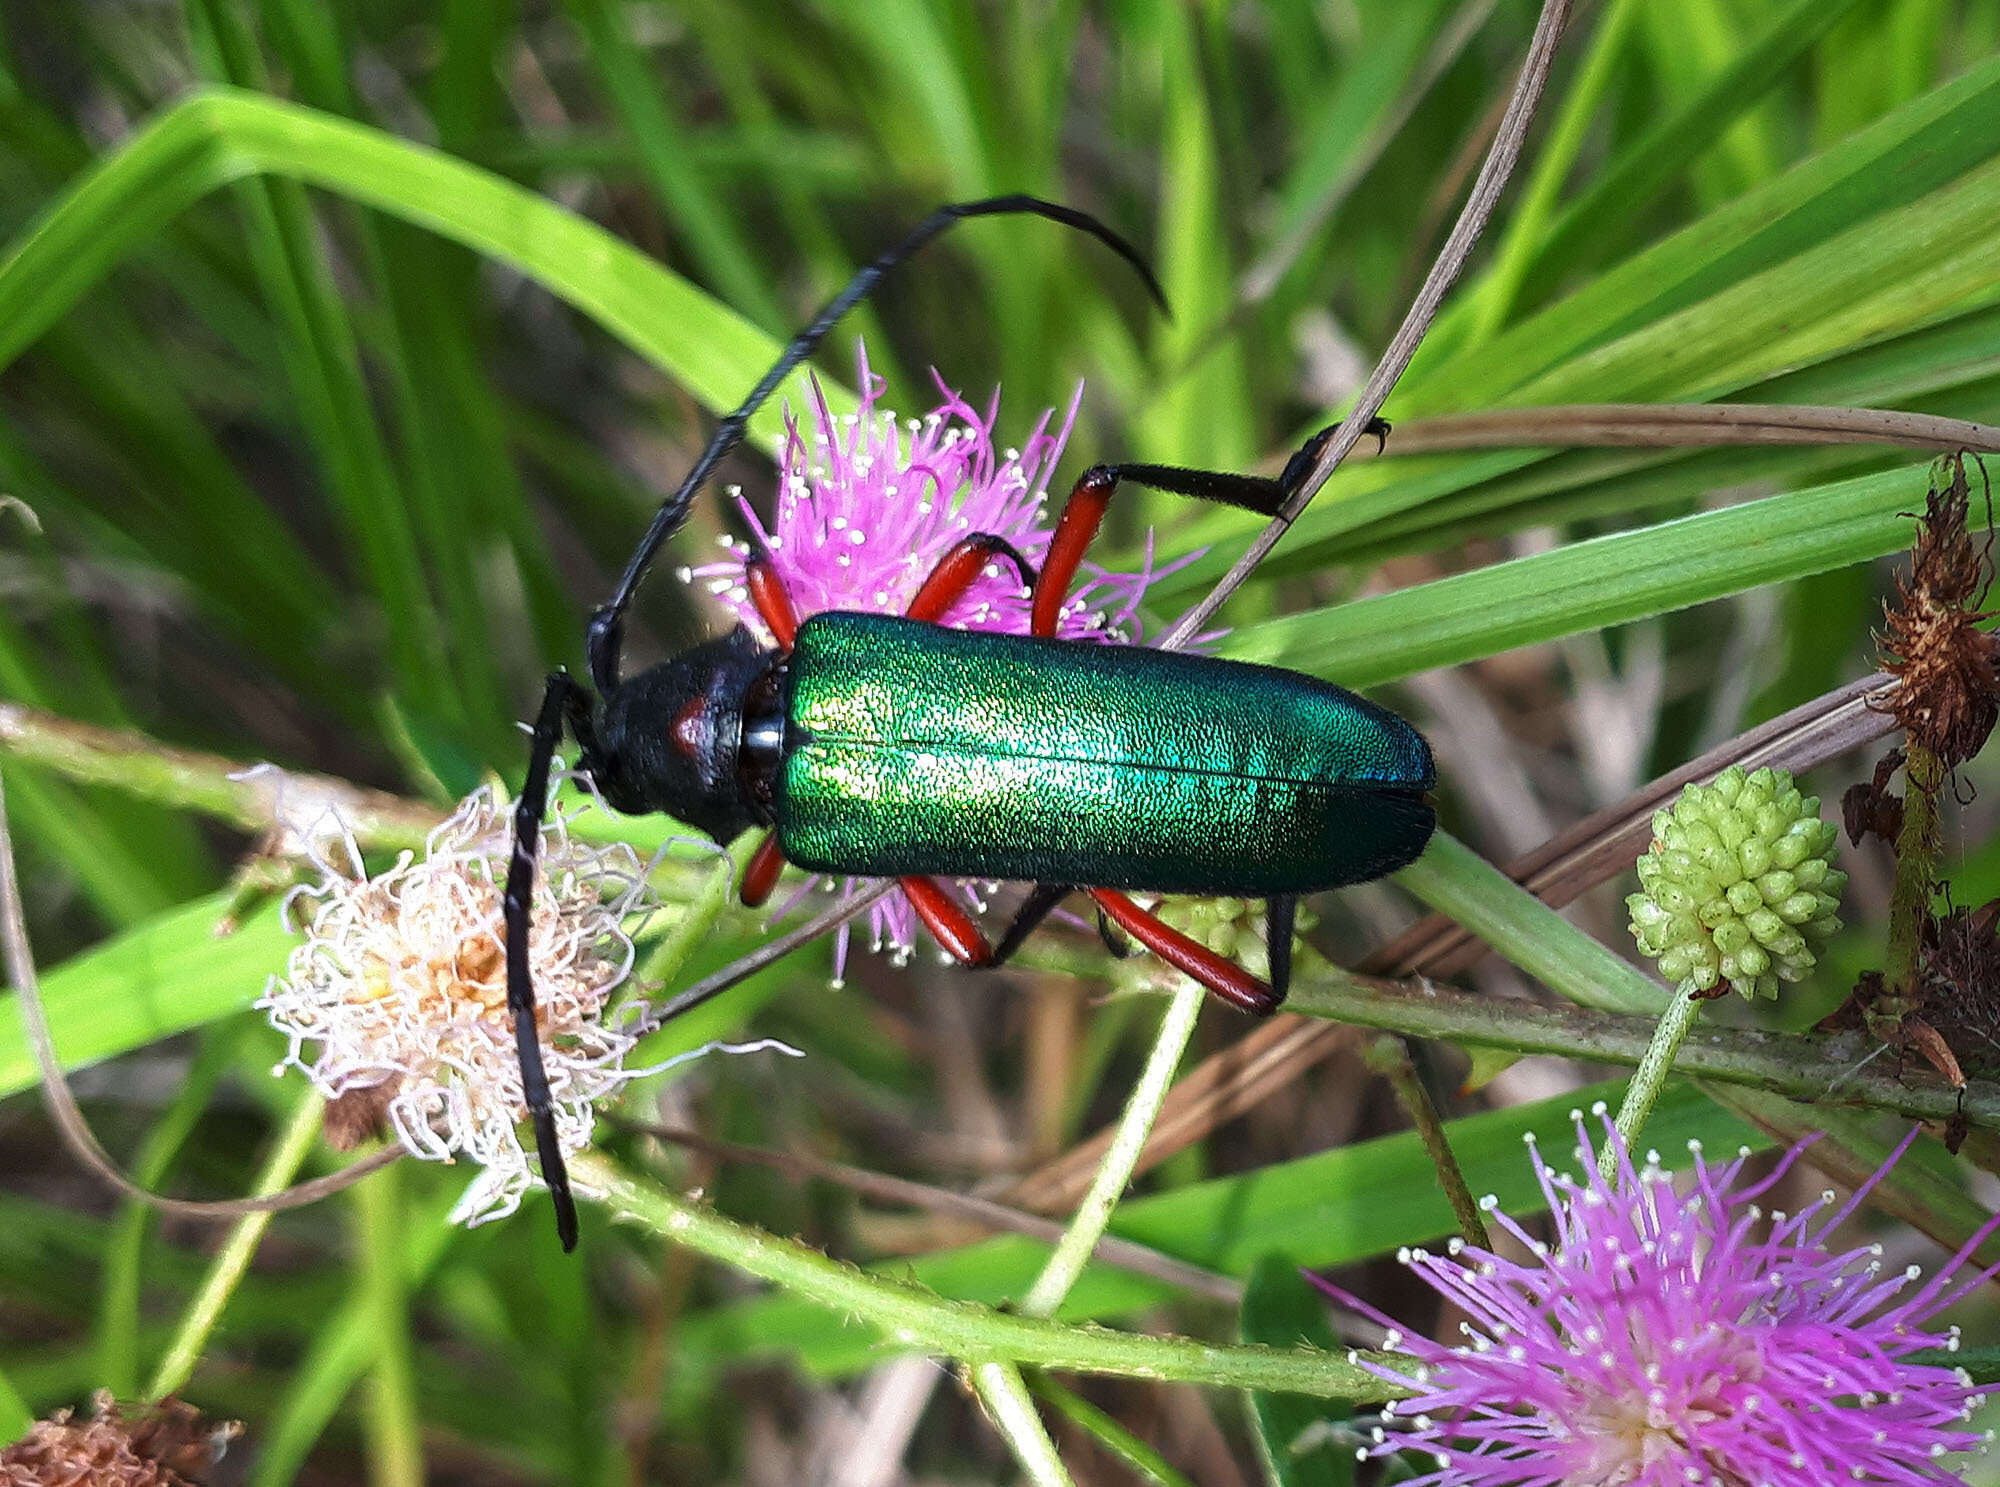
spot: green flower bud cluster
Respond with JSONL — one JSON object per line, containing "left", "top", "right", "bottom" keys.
{"left": 1626, "top": 765, "right": 1847, "bottom": 1000}
{"left": 1144, "top": 898, "right": 1313, "bottom": 983}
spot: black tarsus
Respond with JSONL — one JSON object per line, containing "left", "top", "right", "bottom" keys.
{"left": 984, "top": 882, "right": 1075, "bottom": 968}
{"left": 585, "top": 195, "right": 1166, "bottom": 696}
{"left": 1104, "top": 416, "right": 1392, "bottom": 517}
{"left": 1266, "top": 894, "right": 1297, "bottom": 1008}
{"left": 504, "top": 670, "right": 596, "bottom": 1252}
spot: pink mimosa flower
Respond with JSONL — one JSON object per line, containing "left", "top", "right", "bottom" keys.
{"left": 687, "top": 344, "right": 1188, "bottom": 973}
{"left": 1323, "top": 1112, "right": 1996, "bottom": 1486}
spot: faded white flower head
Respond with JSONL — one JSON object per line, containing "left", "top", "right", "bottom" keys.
{"left": 259, "top": 783, "right": 655, "bottom": 1227}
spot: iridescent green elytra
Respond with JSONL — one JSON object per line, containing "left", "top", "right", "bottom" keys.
{"left": 775, "top": 612, "right": 1435, "bottom": 894}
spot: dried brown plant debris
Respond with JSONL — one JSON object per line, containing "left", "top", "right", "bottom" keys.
{"left": 1877, "top": 452, "right": 1999, "bottom": 768}
{"left": 0, "top": 1394, "right": 238, "bottom": 1486}
{"left": 1840, "top": 748, "right": 1906, "bottom": 848}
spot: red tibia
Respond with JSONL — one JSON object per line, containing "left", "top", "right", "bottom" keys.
{"left": 747, "top": 557, "right": 799, "bottom": 651}
{"left": 740, "top": 830, "right": 788, "bottom": 908}
{"left": 1088, "top": 889, "right": 1277, "bottom": 1014}
{"left": 900, "top": 876, "right": 993, "bottom": 964}
{"left": 1032, "top": 468, "right": 1115, "bottom": 637}
{"left": 907, "top": 536, "right": 1015, "bottom": 623}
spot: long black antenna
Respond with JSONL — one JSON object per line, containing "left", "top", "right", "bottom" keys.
{"left": 514, "top": 196, "right": 1162, "bottom": 1249}
{"left": 583, "top": 195, "right": 1166, "bottom": 695}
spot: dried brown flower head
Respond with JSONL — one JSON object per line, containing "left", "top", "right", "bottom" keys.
{"left": 0, "top": 1393, "right": 237, "bottom": 1486}
{"left": 1879, "top": 453, "right": 2000, "bottom": 768}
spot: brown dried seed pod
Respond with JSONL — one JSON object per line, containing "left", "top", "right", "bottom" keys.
{"left": 1878, "top": 453, "right": 2000, "bottom": 769}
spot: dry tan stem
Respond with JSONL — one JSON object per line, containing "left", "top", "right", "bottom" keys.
{"left": 1161, "top": 0, "right": 1575, "bottom": 649}
{"left": 0, "top": 765, "right": 401, "bottom": 1219}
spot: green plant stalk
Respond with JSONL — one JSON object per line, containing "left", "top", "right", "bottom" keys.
{"left": 249, "top": 1190, "right": 461, "bottom": 1487}
{"left": 1394, "top": 831, "right": 1661, "bottom": 1016}
{"left": 1884, "top": 741, "right": 1944, "bottom": 1006}
{"left": 0, "top": 703, "right": 438, "bottom": 850}
{"left": 1023, "top": 1371, "right": 1197, "bottom": 1487}
{"left": 568, "top": 1149, "right": 1402, "bottom": 1402}
{"left": 971, "top": 1362, "right": 1073, "bottom": 1487}
{"left": 1278, "top": 964, "right": 1998, "bottom": 1127}
{"left": 144, "top": 1093, "right": 324, "bottom": 1400}
{"left": 0, "top": 1358, "right": 30, "bottom": 1446}
{"left": 1019, "top": 979, "right": 1205, "bottom": 1320}
{"left": 1365, "top": 1034, "right": 1489, "bottom": 1249}
{"left": 355, "top": 1162, "right": 423, "bottom": 1487}
{"left": 1607, "top": 985, "right": 1705, "bottom": 1177}
{"left": 95, "top": 1023, "right": 246, "bottom": 1398}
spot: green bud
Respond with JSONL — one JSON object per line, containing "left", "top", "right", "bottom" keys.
{"left": 1625, "top": 763, "right": 1847, "bottom": 999}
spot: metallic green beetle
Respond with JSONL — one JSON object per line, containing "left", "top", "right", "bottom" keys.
{"left": 505, "top": 196, "right": 1436, "bottom": 1249}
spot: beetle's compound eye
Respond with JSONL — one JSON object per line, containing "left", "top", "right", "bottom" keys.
{"left": 671, "top": 695, "right": 708, "bottom": 760}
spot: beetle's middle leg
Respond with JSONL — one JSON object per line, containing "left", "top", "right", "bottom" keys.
{"left": 907, "top": 534, "right": 1037, "bottom": 622}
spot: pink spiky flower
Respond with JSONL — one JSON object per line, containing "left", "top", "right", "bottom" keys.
{"left": 1327, "top": 1110, "right": 1996, "bottom": 1486}
{"left": 686, "top": 345, "right": 1185, "bottom": 971}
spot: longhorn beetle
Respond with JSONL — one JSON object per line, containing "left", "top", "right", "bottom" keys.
{"left": 504, "top": 197, "right": 1436, "bottom": 1249}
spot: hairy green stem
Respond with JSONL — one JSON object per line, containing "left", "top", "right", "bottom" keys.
{"left": 146, "top": 1093, "right": 325, "bottom": 1399}
{"left": 1365, "top": 1035, "right": 1489, "bottom": 1249}
{"left": 1020, "top": 980, "right": 1204, "bottom": 1320}
{"left": 568, "top": 1150, "right": 1402, "bottom": 1402}
{"left": 0, "top": 703, "right": 435, "bottom": 848}
{"left": 1282, "top": 966, "right": 1996, "bottom": 1127}
{"left": 356, "top": 1163, "right": 424, "bottom": 1487}
{"left": 971, "top": 1363, "right": 1073, "bottom": 1487}
{"left": 1884, "top": 741, "right": 1943, "bottom": 1005}
{"left": 1607, "top": 986, "right": 1705, "bottom": 1176}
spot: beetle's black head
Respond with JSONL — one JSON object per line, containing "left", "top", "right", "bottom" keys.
{"left": 588, "top": 625, "right": 774, "bottom": 844}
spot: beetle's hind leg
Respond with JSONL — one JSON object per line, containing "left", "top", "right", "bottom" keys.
{"left": 1266, "top": 894, "right": 1297, "bottom": 1008}
{"left": 1088, "top": 889, "right": 1279, "bottom": 1015}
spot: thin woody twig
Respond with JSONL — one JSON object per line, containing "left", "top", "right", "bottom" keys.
{"left": 1162, "top": 0, "right": 1574, "bottom": 650}
{"left": 1364, "top": 403, "right": 2000, "bottom": 457}
{"left": 0, "top": 765, "right": 403, "bottom": 1219}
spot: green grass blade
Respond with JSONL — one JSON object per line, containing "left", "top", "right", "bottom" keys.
{"left": 0, "top": 89, "right": 847, "bottom": 450}
{"left": 1218, "top": 462, "right": 1937, "bottom": 685}
{"left": 560, "top": 0, "right": 787, "bottom": 334}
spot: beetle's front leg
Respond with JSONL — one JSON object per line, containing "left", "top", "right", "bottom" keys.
{"left": 746, "top": 555, "right": 801, "bottom": 651}
{"left": 740, "top": 831, "right": 789, "bottom": 908}
{"left": 1030, "top": 417, "right": 1392, "bottom": 637}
